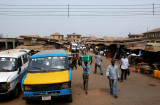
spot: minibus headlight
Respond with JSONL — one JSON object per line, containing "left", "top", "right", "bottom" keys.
{"left": 61, "top": 83, "right": 69, "bottom": 89}
{"left": 1, "top": 83, "right": 7, "bottom": 89}
{"left": 24, "top": 86, "right": 32, "bottom": 91}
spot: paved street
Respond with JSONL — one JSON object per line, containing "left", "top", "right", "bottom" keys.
{"left": 1, "top": 51, "right": 160, "bottom": 105}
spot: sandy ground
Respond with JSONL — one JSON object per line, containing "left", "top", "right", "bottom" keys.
{"left": 1, "top": 51, "right": 160, "bottom": 105}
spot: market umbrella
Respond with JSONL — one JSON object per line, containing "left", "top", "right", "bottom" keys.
{"left": 131, "top": 53, "right": 137, "bottom": 56}
{"left": 138, "top": 50, "right": 142, "bottom": 56}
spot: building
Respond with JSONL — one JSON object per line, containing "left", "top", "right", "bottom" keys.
{"left": 20, "top": 35, "right": 47, "bottom": 45}
{"left": 81, "top": 36, "right": 90, "bottom": 41}
{"left": 143, "top": 28, "right": 160, "bottom": 46}
{"left": 50, "top": 32, "right": 64, "bottom": 41}
{"left": 128, "top": 34, "right": 144, "bottom": 38}
{"left": 67, "top": 33, "right": 81, "bottom": 43}
{"left": 16, "top": 36, "right": 24, "bottom": 45}
{"left": 0, "top": 38, "right": 17, "bottom": 50}
{"left": 43, "top": 36, "right": 51, "bottom": 39}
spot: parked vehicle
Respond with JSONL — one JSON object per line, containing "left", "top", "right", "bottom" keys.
{"left": 80, "top": 45, "right": 86, "bottom": 50}
{"left": 71, "top": 43, "right": 79, "bottom": 53}
{"left": 22, "top": 49, "right": 72, "bottom": 102}
{"left": 15, "top": 49, "right": 34, "bottom": 56}
{"left": 0, "top": 49, "right": 29, "bottom": 97}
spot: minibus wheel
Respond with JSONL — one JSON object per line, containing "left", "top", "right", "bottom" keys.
{"left": 67, "top": 94, "right": 72, "bottom": 102}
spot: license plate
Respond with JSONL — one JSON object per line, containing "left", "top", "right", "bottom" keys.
{"left": 42, "top": 96, "right": 51, "bottom": 100}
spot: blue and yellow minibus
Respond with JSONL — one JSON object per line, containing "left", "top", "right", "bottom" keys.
{"left": 22, "top": 49, "right": 72, "bottom": 102}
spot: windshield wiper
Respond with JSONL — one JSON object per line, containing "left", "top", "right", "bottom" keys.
{"left": 50, "top": 67, "right": 59, "bottom": 69}
{"left": 32, "top": 67, "right": 53, "bottom": 72}
{"left": 50, "top": 67, "right": 66, "bottom": 70}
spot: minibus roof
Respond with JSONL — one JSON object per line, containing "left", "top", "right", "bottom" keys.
{"left": 30, "top": 49, "right": 67, "bottom": 58}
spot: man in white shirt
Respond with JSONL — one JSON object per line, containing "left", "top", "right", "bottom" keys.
{"left": 120, "top": 54, "right": 129, "bottom": 82}
{"left": 106, "top": 59, "right": 120, "bottom": 98}
{"left": 100, "top": 50, "right": 104, "bottom": 55}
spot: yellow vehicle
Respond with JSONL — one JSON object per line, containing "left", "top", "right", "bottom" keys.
{"left": 22, "top": 49, "right": 72, "bottom": 102}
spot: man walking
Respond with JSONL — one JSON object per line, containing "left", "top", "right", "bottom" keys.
{"left": 94, "top": 52, "right": 103, "bottom": 75}
{"left": 72, "top": 53, "right": 77, "bottom": 70}
{"left": 120, "top": 54, "right": 129, "bottom": 82}
{"left": 106, "top": 59, "right": 120, "bottom": 98}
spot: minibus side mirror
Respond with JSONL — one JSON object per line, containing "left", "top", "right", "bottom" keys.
{"left": 18, "top": 67, "right": 21, "bottom": 74}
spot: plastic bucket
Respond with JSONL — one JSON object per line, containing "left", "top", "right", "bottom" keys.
{"left": 154, "top": 70, "right": 158, "bottom": 77}
{"left": 66, "top": 52, "right": 71, "bottom": 55}
{"left": 81, "top": 55, "right": 92, "bottom": 62}
{"left": 157, "top": 71, "right": 160, "bottom": 79}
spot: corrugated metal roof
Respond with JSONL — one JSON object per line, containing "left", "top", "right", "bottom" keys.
{"left": 20, "top": 35, "right": 40, "bottom": 38}
{"left": 43, "top": 36, "right": 51, "bottom": 39}
{"left": 67, "top": 33, "right": 81, "bottom": 36}
{"left": 16, "top": 36, "right": 24, "bottom": 40}
{"left": 51, "top": 32, "right": 63, "bottom": 36}
{"left": 16, "top": 45, "right": 44, "bottom": 51}
{"left": 128, "top": 34, "right": 143, "bottom": 36}
{"left": 89, "top": 36, "right": 98, "bottom": 40}
{"left": 143, "top": 28, "right": 160, "bottom": 34}
{"left": 126, "top": 46, "right": 145, "bottom": 50}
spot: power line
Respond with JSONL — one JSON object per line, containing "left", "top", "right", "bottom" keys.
{"left": 0, "top": 10, "right": 156, "bottom": 13}
{"left": 69, "top": 4, "right": 152, "bottom": 6}
{"left": 0, "top": 4, "right": 152, "bottom": 6}
{"left": 0, "top": 4, "right": 67, "bottom": 6}
{"left": 0, "top": 3, "right": 159, "bottom": 17}
{"left": 0, "top": 8, "right": 68, "bottom": 9}
{"left": 0, "top": 7, "right": 154, "bottom": 9}
{"left": 1, "top": 13, "right": 160, "bottom": 16}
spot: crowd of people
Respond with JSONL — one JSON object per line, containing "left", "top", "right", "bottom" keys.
{"left": 68, "top": 46, "right": 129, "bottom": 98}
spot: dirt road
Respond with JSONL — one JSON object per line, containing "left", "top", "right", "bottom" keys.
{"left": 1, "top": 51, "right": 160, "bottom": 105}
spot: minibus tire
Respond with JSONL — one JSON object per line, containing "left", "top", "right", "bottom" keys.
{"left": 26, "top": 100, "right": 32, "bottom": 104}
{"left": 67, "top": 94, "right": 72, "bottom": 102}
{"left": 13, "top": 86, "right": 19, "bottom": 98}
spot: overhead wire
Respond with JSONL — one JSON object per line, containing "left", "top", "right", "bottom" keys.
{"left": 0, "top": 4, "right": 152, "bottom": 6}
{"left": 0, "top": 4, "right": 159, "bottom": 17}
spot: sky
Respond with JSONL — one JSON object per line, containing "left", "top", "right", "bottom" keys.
{"left": 0, "top": 0, "right": 160, "bottom": 38}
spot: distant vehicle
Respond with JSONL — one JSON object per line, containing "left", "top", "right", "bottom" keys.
{"left": 22, "top": 49, "right": 72, "bottom": 103}
{"left": 71, "top": 43, "right": 79, "bottom": 52}
{"left": 15, "top": 49, "right": 34, "bottom": 56}
{"left": 0, "top": 49, "right": 29, "bottom": 97}
{"left": 80, "top": 45, "right": 86, "bottom": 50}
